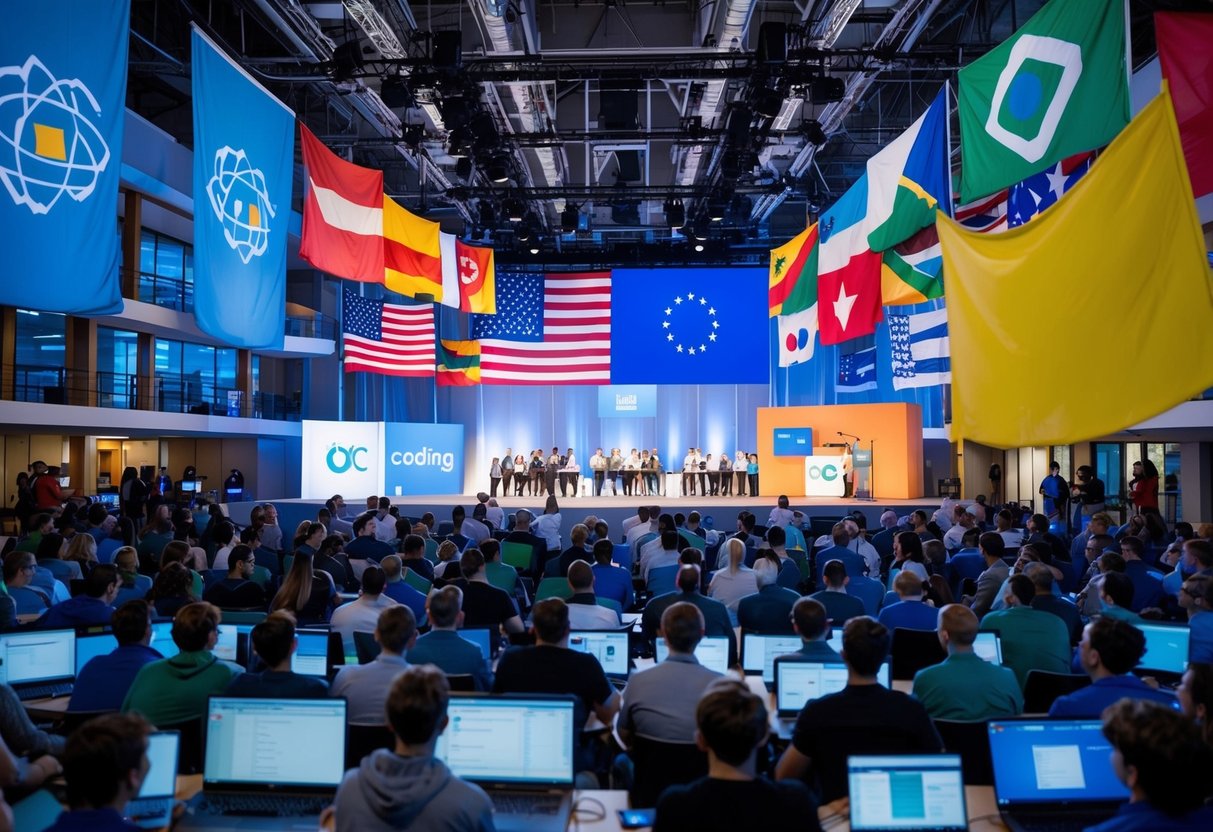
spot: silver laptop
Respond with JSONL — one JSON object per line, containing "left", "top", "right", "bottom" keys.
{"left": 0, "top": 629, "right": 75, "bottom": 700}
{"left": 569, "top": 630, "right": 630, "bottom": 680}
{"left": 180, "top": 697, "right": 347, "bottom": 830}
{"left": 848, "top": 754, "right": 967, "bottom": 832}
{"left": 288, "top": 629, "right": 330, "bottom": 677}
{"left": 973, "top": 631, "right": 1002, "bottom": 664}
{"left": 435, "top": 694, "right": 576, "bottom": 832}
{"left": 126, "top": 731, "right": 180, "bottom": 829}
{"left": 654, "top": 635, "right": 730, "bottom": 674}
{"left": 774, "top": 660, "right": 891, "bottom": 738}
{"left": 741, "top": 632, "right": 804, "bottom": 684}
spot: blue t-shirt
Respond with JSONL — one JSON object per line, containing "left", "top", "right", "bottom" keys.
{"left": 68, "top": 644, "right": 164, "bottom": 712}
{"left": 1086, "top": 800, "right": 1213, "bottom": 832}
{"left": 878, "top": 600, "right": 941, "bottom": 632}
{"left": 1048, "top": 675, "right": 1178, "bottom": 719}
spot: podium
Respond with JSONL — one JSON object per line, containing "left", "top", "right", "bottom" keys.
{"left": 804, "top": 447, "right": 847, "bottom": 497}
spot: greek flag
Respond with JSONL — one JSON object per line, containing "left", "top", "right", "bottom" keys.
{"left": 889, "top": 307, "right": 950, "bottom": 391}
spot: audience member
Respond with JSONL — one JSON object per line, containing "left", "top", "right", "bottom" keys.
{"left": 979, "top": 574, "right": 1070, "bottom": 687}
{"left": 225, "top": 611, "right": 328, "bottom": 699}
{"left": 876, "top": 572, "right": 938, "bottom": 631}
{"left": 329, "top": 567, "right": 404, "bottom": 655}
{"left": 809, "top": 560, "right": 866, "bottom": 626}
{"left": 550, "top": 524, "right": 592, "bottom": 577}
{"left": 966, "top": 533, "right": 1010, "bottom": 618}
{"left": 707, "top": 538, "right": 758, "bottom": 626}
{"left": 1181, "top": 575, "right": 1213, "bottom": 664}
{"left": 1027, "top": 561, "right": 1083, "bottom": 644}
{"left": 590, "top": 539, "right": 634, "bottom": 612}
{"left": 1049, "top": 618, "right": 1179, "bottom": 718}
{"left": 399, "top": 533, "right": 435, "bottom": 582}
{"left": 814, "top": 524, "right": 867, "bottom": 584}
{"left": 911, "top": 605, "right": 1023, "bottom": 720}
{"left": 379, "top": 554, "right": 429, "bottom": 617}
{"left": 645, "top": 565, "right": 738, "bottom": 663}
{"left": 345, "top": 513, "right": 394, "bottom": 564}
{"left": 565, "top": 560, "right": 620, "bottom": 629}
{"left": 737, "top": 558, "right": 800, "bottom": 635}
{"left": 270, "top": 552, "right": 336, "bottom": 626}
{"left": 69, "top": 600, "right": 162, "bottom": 713}
{"left": 201, "top": 545, "right": 265, "bottom": 609}
{"left": 1177, "top": 663, "right": 1211, "bottom": 747}
{"left": 454, "top": 548, "right": 524, "bottom": 654}
{"left": 330, "top": 606, "right": 417, "bottom": 723}
{"left": 42, "top": 713, "right": 152, "bottom": 832}
{"left": 406, "top": 586, "right": 493, "bottom": 691}
{"left": 36, "top": 564, "right": 119, "bottom": 629}
{"left": 775, "top": 598, "right": 843, "bottom": 664}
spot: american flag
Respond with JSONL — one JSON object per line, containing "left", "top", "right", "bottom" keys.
{"left": 341, "top": 287, "right": 435, "bottom": 377}
{"left": 954, "top": 189, "right": 1008, "bottom": 233}
{"left": 478, "top": 272, "right": 611, "bottom": 384}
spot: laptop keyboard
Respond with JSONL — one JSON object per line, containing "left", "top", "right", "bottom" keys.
{"left": 492, "top": 794, "right": 564, "bottom": 816}
{"left": 198, "top": 794, "right": 332, "bottom": 817}
{"left": 16, "top": 682, "right": 73, "bottom": 701}
{"left": 128, "top": 798, "right": 172, "bottom": 824}
{"left": 1011, "top": 813, "right": 1117, "bottom": 832}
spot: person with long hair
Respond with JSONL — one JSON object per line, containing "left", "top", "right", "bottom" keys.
{"left": 1129, "top": 459, "right": 1161, "bottom": 515}
{"left": 112, "top": 546, "right": 151, "bottom": 605}
{"left": 892, "top": 532, "right": 929, "bottom": 583}
{"left": 146, "top": 561, "right": 197, "bottom": 617}
{"left": 294, "top": 522, "right": 325, "bottom": 559}
{"left": 63, "top": 534, "right": 97, "bottom": 573}
{"left": 270, "top": 552, "right": 335, "bottom": 625}
{"left": 708, "top": 538, "right": 758, "bottom": 626}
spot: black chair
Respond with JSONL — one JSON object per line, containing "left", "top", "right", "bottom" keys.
{"left": 628, "top": 737, "right": 708, "bottom": 808}
{"left": 346, "top": 723, "right": 394, "bottom": 769}
{"left": 446, "top": 674, "right": 477, "bottom": 692}
{"left": 933, "top": 719, "right": 994, "bottom": 785}
{"left": 353, "top": 631, "right": 381, "bottom": 665}
{"left": 56, "top": 709, "right": 116, "bottom": 735}
{"left": 156, "top": 718, "right": 204, "bottom": 774}
{"left": 890, "top": 628, "right": 946, "bottom": 680}
{"left": 1023, "top": 671, "right": 1091, "bottom": 714}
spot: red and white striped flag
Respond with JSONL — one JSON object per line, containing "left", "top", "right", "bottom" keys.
{"left": 479, "top": 272, "right": 611, "bottom": 385}
{"left": 300, "top": 125, "right": 385, "bottom": 283}
{"left": 341, "top": 288, "right": 435, "bottom": 377}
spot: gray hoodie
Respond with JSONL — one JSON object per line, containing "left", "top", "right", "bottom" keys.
{"left": 335, "top": 749, "right": 495, "bottom": 832}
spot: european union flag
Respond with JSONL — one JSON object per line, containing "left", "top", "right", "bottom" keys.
{"left": 0, "top": 0, "right": 129, "bottom": 314}
{"left": 470, "top": 272, "right": 543, "bottom": 341}
{"left": 610, "top": 267, "right": 768, "bottom": 384}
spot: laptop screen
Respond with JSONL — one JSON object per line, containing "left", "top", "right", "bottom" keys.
{"left": 458, "top": 628, "right": 492, "bottom": 660}
{"left": 1136, "top": 623, "right": 1190, "bottom": 674}
{"left": 435, "top": 695, "right": 575, "bottom": 786}
{"left": 974, "top": 631, "right": 1002, "bottom": 664}
{"left": 654, "top": 636, "right": 730, "bottom": 674}
{"left": 742, "top": 633, "right": 804, "bottom": 683}
{"left": 776, "top": 661, "right": 891, "bottom": 715}
{"left": 569, "top": 631, "right": 629, "bottom": 677}
{"left": 290, "top": 630, "right": 329, "bottom": 677}
{"left": 136, "top": 732, "right": 180, "bottom": 800}
{"left": 0, "top": 629, "right": 75, "bottom": 685}
{"left": 77, "top": 622, "right": 182, "bottom": 675}
{"left": 848, "top": 754, "right": 967, "bottom": 832}
{"left": 988, "top": 720, "right": 1129, "bottom": 806}
{"left": 212, "top": 624, "right": 240, "bottom": 663}
{"left": 203, "top": 698, "right": 347, "bottom": 789}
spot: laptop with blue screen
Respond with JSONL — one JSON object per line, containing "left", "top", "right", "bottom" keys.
{"left": 0, "top": 629, "right": 76, "bottom": 700}
{"left": 434, "top": 694, "right": 576, "bottom": 832}
{"left": 126, "top": 731, "right": 179, "bottom": 828}
{"left": 179, "top": 697, "right": 347, "bottom": 831}
{"left": 458, "top": 627, "right": 493, "bottom": 660}
{"left": 654, "top": 635, "right": 729, "bottom": 674}
{"left": 847, "top": 754, "right": 967, "bottom": 832}
{"left": 569, "top": 630, "right": 630, "bottom": 680}
{"left": 1136, "top": 622, "right": 1189, "bottom": 676}
{"left": 988, "top": 719, "right": 1128, "bottom": 832}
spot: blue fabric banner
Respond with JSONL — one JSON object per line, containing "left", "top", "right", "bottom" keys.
{"left": 190, "top": 26, "right": 292, "bottom": 349}
{"left": 0, "top": 0, "right": 128, "bottom": 314}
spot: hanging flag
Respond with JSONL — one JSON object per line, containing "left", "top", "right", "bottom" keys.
{"left": 441, "top": 232, "right": 496, "bottom": 314}
{"left": 837, "top": 344, "right": 879, "bottom": 393}
{"left": 938, "top": 88, "right": 1213, "bottom": 447}
{"left": 341, "top": 287, "right": 435, "bottom": 377}
{"left": 1007, "top": 151, "right": 1093, "bottom": 227}
{"left": 955, "top": 189, "right": 1008, "bottom": 233}
{"left": 957, "top": 0, "right": 1129, "bottom": 201}
{"left": 888, "top": 306, "right": 951, "bottom": 391}
{"left": 866, "top": 86, "right": 952, "bottom": 252}
{"left": 299, "top": 124, "right": 384, "bottom": 283}
{"left": 437, "top": 339, "right": 481, "bottom": 386}
{"left": 384, "top": 197, "right": 443, "bottom": 300}
{"left": 191, "top": 26, "right": 292, "bottom": 349}
{"left": 817, "top": 176, "right": 883, "bottom": 346}
{"left": 1155, "top": 12, "right": 1213, "bottom": 198}
{"left": 778, "top": 307, "right": 817, "bottom": 368}
{"left": 479, "top": 272, "right": 611, "bottom": 385}
{"left": 769, "top": 224, "right": 818, "bottom": 316}
{"left": 881, "top": 225, "right": 944, "bottom": 306}
{"left": 0, "top": 0, "right": 129, "bottom": 314}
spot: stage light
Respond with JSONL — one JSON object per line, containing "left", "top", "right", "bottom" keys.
{"left": 503, "top": 197, "right": 525, "bottom": 222}
{"left": 801, "top": 119, "right": 828, "bottom": 147}
{"left": 561, "top": 205, "right": 579, "bottom": 233}
{"left": 664, "top": 198, "right": 685, "bottom": 229}
{"left": 694, "top": 243, "right": 705, "bottom": 252}
{"left": 708, "top": 198, "right": 726, "bottom": 222}
{"left": 753, "top": 87, "right": 784, "bottom": 119}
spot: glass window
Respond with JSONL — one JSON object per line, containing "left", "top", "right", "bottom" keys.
{"left": 97, "top": 327, "right": 139, "bottom": 409}
{"left": 13, "top": 309, "right": 65, "bottom": 403}
{"left": 1094, "top": 443, "right": 1123, "bottom": 507}
{"left": 136, "top": 230, "right": 194, "bottom": 311}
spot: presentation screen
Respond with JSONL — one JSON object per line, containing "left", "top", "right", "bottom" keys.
{"left": 774, "top": 428, "right": 813, "bottom": 456}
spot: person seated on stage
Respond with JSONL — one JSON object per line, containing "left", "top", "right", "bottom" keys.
{"left": 590, "top": 539, "right": 634, "bottom": 613}
{"left": 330, "top": 566, "right": 407, "bottom": 655}
{"left": 776, "top": 598, "right": 843, "bottom": 665}
{"left": 41, "top": 713, "right": 155, "bottom": 832}
{"left": 202, "top": 545, "right": 266, "bottom": 610}
{"left": 69, "top": 600, "right": 162, "bottom": 714}
{"left": 122, "top": 602, "right": 243, "bottom": 726}
{"left": 333, "top": 666, "right": 494, "bottom": 832}
{"left": 549, "top": 524, "right": 592, "bottom": 578}
{"left": 406, "top": 586, "right": 493, "bottom": 691}
{"left": 1049, "top": 618, "right": 1178, "bottom": 718}
{"left": 911, "top": 605, "right": 1022, "bottom": 721}
{"left": 775, "top": 617, "right": 942, "bottom": 804}
{"left": 619, "top": 602, "right": 724, "bottom": 754}
{"left": 876, "top": 572, "right": 939, "bottom": 632}
{"left": 330, "top": 605, "right": 417, "bottom": 724}
{"left": 737, "top": 558, "right": 800, "bottom": 636}
{"left": 344, "top": 513, "right": 395, "bottom": 565}
{"left": 379, "top": 555, "right": 430, "bottom": 619}
{"left": 642, "top": 530, "right": 682, "bottom": 585}
{"left": 454, "top": 549, "right": 524, "bottom": 655}
{"left": 565, "top": 560, "right": 620, "bottom": 629}
{"left": 979, "top": 574, "right": 1071, "bottom": 688}
{"left": 654, "top": 677, "right": 819, "bottom": 832}
{"left": 226, "top": 611, "right": 328, "bottom": 699}
{"left": 397, "top": 533, "right": 435, "bottom": 582}
{"left": 809, "top": 560, "right": 867, "bottom": 627}
{"left": 768, "top": 495, "right": 795, "bottom": 530}
{"left": 645, "top": 565, "right": 738, "bottom": 664}
{"left": 533, "top": 496, "right": 563, "bottom": 553}
{"left": 35, "top": 563, "right": 120, "bottom": 629}
{"left": 1084, "top": 700, "right": 1213, "bottom": 832}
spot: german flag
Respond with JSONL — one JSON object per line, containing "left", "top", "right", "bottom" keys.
{"left": 437, "top": 339, "right": 481, "bottom": 386}
{"left": 768, "top": 223, "right": 819, "bottom": 317}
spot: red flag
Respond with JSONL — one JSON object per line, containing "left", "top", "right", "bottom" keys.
{"left": 817, "top": 250, "right": 883, "bottom": 345}
{"left": 1156, "top": 12, "right": 1213, "bottom": 198}
{"left": 299, "top": 125, "right": 385, "bottom": 282}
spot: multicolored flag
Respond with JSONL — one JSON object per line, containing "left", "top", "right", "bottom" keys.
{"left": 1006, "top": 151, "right": 1093, "bottom": 227}
{"left": 383, "top": 196, "right": 442, "bottom": 299}
{"left": 437, "top": 339, "right": 481, "bottom": 386}
{"left": 769, "top": 224, "right": 818, "bottom": 316}
{"left": 299, "top": 124, "right": 384, "bottom": 283}
{"left": 888, "top": 306, "right": 950, "bottom": 391}
{"left": 880, "top": 225, "right": 944, "bottom": 307}
{"left": 837, "top": 343, "right": 878, "bottom": 393}
{"left": 817, "top": 176, "right": 883, "bottom": 346}
{"left": 440, "top": 232, "right": 496, "bottom": 314}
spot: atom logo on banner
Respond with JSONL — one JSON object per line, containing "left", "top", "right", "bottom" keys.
{"left": 206, "top": 145, "right": 275, "bottom": 264}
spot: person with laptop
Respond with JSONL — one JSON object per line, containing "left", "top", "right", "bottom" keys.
{"left": 329, "top": 566, "right": 405, "bottom": 656}
{"left": 224, "top": 611, "right": 329, "bottom": 699}
{"left": 654, "top": 677, "right": 819, "bottom": 830}
{"left": 911, "top": 604, "right": 1023, "bottom": 720}
{"left": 774, "top": 616, "right": 942, "bottom": 803}
{"left": 564, "top": 560, "right": 620, "bottom": 629}
{"left": 201, "top": 545, "right": 266, "bottom": 610}
{"left": 332, "top": 665, "right": 494, "bottom": 831}
{"left": 493, "top": 598, "right": 620, "bottom": 785}
{"left": 121, "top": 601, "right": 244, "bottom": 726}
{"left": 69, "top": 600, "right": 163, "bottom": 713}
{"left": 1048, "top": 618, "right": 1178, "bottom": 718}
{"left": 330, "top": 605, "right": 417, "bottom": 724}
{"left": 35, "top": 563, "right": 120, "bottom": 630}
{"left": 618, "top": 602, "right": 723, "bottom": 750}
{"left": 980, "top": 574, "right": 1071, "bottom": 688}
{"left": 406, "top": 586, "right": 493, "bottom": 691}
{"left": 775, "top": 598, "right": 844, "bottom": 665}
{"left": 645, "top": 565, "right": 738, "bottom": 665}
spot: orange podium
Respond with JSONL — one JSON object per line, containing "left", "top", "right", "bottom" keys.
{"left": 756, "top": 403, "right": 923, "bottom": 500}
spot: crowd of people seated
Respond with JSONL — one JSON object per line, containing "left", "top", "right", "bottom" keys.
{"left": 2, "top": 482, "right": 1213, "bottom": 832}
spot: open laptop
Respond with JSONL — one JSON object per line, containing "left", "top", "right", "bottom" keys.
{"left": 988, "top": 719, "right": 1129, "bottom": 832}
{"left": 1136, "top": 622, "right": 1190, "bottom": 677}
{"left": 458, "top": 628, "right": 493, "bottom": 660}
{"left": 289, "top": 629, "right": 330, "bottom": 677}
{"left": 654, "top": 635, "right": 730, "bottom": 674}
{"left": 848, "top": 754, "right": 968, "bottom": 832}
{"left": 973, "top": 631, "right": 1002, "bottom": 664}
{"left": 180, "top": 697, "right": 348, "bottom": 830}
{"left": 434, "top": 694, "right": 576, "bottom": 832}
{"left": 741, "top": 632, "right": 804, "bottom": 685}
{"left": 569, "top": 630, "right": 630, "bottom": 681}
{"left": 126, "top": 731, "right": 180, "bottom": 829}
{"left": 0, "top": 629, "right": 75, "bottom": 700}
{"left": 774, "top": 660, "right": 891, "bottom": 738}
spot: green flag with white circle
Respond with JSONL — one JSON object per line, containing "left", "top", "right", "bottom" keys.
{"left": 957, "top": 0, "right": 1129, "bottom": 202}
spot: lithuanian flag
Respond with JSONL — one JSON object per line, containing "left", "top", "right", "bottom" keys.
{"left": 768, "top": 223, "right": 819, "bottom": 317}
{"left": 437, "top": 339, "right": 481, "bottom": 386}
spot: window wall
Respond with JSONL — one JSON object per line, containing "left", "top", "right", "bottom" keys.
{"left": 137, "top": 230, "right": 194, "bottom": 312}
{"left": 13, "top": 309, "right": 66, "bottom": 403}
{"left": 96, "top": 327, "right": 140, "bottom": 408}
{"left": 154, "top": 338, "right": 238, "bottom": 415}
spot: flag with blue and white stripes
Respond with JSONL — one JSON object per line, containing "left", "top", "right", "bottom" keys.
{"left": 889, "top": 307, "right": 950, "bottom": 390}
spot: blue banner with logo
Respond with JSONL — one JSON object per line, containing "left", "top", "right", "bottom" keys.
{"left": 0, "top": 0, "right": 128, "bottom": 314}
{"left": 384, "top": 423, "right": 464, "bottom": 496}
{"left": 597, "top": 385, "right": 656, "bottom": 418}
{"left": 191, "top": 26, "right": 291, "bottom": 349}
{"left": 610, "top": 267, "right": 769, "bottom": 384}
